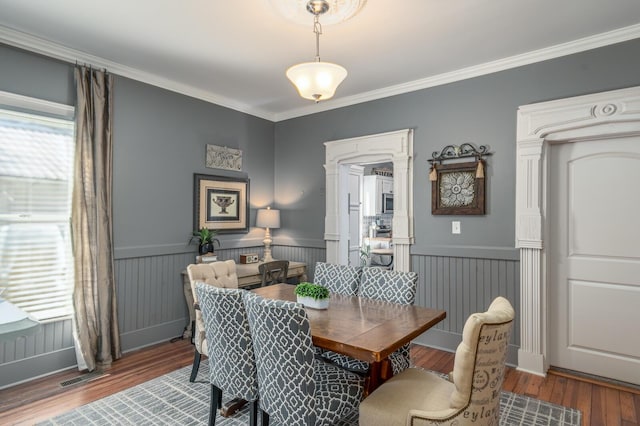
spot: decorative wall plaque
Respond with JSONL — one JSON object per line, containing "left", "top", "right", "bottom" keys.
{"left": 206, "top": 144, "right": 242, "bottom": 171}
{"left": 428, "top": 143, "right": 491, "bottom": 215}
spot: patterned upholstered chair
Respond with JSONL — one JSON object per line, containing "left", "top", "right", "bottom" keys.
{"left": 244, "top": 292, "right": 364, "bottom": 426}
{"left": 186, "top": 260, "right": 239, "bottom": 382}
{"left": 195, "top": 284, "right": 259, "bottom": 426}
{"left": 359, "top": 297, "right": 515, "bottom": 426}
{"left": 313, "top": 262, "right": 362, "bottom": 296}
{"left": 323, "top": 266, "right": 418, "bottom": 375}
{"left": 258, "top": 260, "right": 289, "bottom": 287}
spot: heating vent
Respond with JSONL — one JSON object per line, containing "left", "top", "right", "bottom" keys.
{"left": 59, "top": 372, "right": 108, "bottom": 388}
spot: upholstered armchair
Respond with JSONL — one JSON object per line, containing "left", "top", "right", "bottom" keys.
{"left": 195, "top": 284, "right": 259, "bottom": 426}
{"left": 359, "top": 296, "right": 515, "bottom": 426}
{"left": 244, "top": 292, "right": 364, "bottom": 426}
{"left": 186, "top": 260, "right": 239, "bottom": 382}
{"left": 313, "top": 261, "right": 362, "bottom": 296}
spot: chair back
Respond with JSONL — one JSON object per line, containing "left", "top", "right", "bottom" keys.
{"left": 359, "top": 267, "right": 417, "bottom": 305}
{"left": 187, "top": 260, "right": 238, "bottom": 355}
{"left": 360, "top": 267, "right": 418, "bottom": 374}
{"left": 313, "top": 262, "right": 362, "bottom": 296}
{"left": 258, "top": 260, "right": 289, "bottom": 287}
{"left": 449, "top": 297, "right": 515, "bottom": 422}
{"left": 195, "top": 284, "right": 258, "bottom": 402}
{"left": 244, "top": 292, "right": 316, "bottom": 425}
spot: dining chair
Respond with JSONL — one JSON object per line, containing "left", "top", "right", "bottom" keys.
{"left": 244, "top": 292, "right": 364, "bottom": 426}
{"left": 312, "top": 261, "right": 362, "bottom": 296}
{"left": 195, "top": 283, "right": 259, "bottom": 426}
{"left": 359, "top": 296, "right": 515, "bottom": 426}
{"left": 258, "top": 260, "right": 289, "bottom": 287}
{"left": 186, "top": 260, "right": 239, "bottom": 382}
{"left": 322, "top": 267, "right": 418, "bottom": 375}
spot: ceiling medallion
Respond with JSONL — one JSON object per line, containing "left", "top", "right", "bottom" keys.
{"left": 268, "top": 0, "right": 366, "bottom": 26}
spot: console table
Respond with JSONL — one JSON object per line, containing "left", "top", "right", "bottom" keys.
{"left": 180, "top": 260, "right": 307, "bottom": 339}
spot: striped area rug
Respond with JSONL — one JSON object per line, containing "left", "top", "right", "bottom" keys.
{"left": 39, "top": 361, "right": 581, "bottom": 425}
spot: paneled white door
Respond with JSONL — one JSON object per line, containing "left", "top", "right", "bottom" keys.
{"left": 548, "top": 136, "right": 640, "bottom": 385}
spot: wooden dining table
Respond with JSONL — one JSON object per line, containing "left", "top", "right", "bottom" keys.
{"left": 252, "top": 283, "right": 446, "bottom": 395}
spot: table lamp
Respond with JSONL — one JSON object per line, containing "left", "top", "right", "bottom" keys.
{"left": 256, "top": 206, "right": 280, "bottom": 262}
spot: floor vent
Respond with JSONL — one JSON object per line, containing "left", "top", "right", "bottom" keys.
{"left": 59, "top": 372, "right": 107, "bottom": 388}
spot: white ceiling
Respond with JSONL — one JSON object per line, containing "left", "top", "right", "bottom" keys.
{"left": 1, "top": 1, "right": 640, "bottom": 122}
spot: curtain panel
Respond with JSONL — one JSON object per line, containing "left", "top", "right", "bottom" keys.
{"left": 71, "top": 66, "right": 121, "bottom": 371}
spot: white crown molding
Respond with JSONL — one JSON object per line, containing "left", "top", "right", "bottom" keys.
{"left": 274, "top": 23, "right": 640, "bottom": 121}
{"left": 2, "top": 23, "right": 639, "bottom": 123}
{"left": 0, "top": 26, "right": 276, "bottom": 122}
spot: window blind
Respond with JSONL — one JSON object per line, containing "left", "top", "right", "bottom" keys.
{"left": 0, "top": 107, "right": 75, "bottom": 322}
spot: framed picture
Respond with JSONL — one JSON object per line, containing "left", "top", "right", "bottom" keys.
{"left": 431, "top": 161, "right": 485, "bottom": 215}
{"left": 194, "top": 174, "right": 249, "bottom": 233}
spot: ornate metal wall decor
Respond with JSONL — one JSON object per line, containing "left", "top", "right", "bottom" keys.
{"left": 206, "top": 144, "right": 243, "bottom": 171}
{"left": 428, "top": 143, "right": 492, "bottom": 215}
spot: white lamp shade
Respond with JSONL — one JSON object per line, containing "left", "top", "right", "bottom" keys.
{"left": 286, "top": 61, "right": 347, "bottom": 101}
{"left": 256, "top": 208, "right": 281, "bottom": 229}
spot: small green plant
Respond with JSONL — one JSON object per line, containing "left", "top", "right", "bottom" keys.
{"left": 189, "top": 228, "right": 221, "bottom": 253}
{"left": 295, "top": 282, "right": 329, "bottom": 300}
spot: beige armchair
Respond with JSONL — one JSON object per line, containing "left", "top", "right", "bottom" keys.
{"left": 186, "top": 260, "right": 238, "bottom": 382}
{"left": 359, "top": 296, "right": 515, "bottom": 426}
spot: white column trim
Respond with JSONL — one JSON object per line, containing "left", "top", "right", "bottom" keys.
{"left": 324, "top": 129, "right": 414, "bottom": 271}
{"left": 516, "top": 85, "right": 640, "bottom": 376}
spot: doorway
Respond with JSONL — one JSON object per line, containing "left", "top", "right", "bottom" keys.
{"left": 515, "top": 86, "right": 640, "bottom": 383}
{"left": 324, "top": 129, "right": 414, "bottom": 272}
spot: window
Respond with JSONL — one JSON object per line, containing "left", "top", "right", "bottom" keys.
{"left": 0, "top": 92, "right": 75, "bottom": 322}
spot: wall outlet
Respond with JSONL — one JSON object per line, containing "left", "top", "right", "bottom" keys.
{"left": 452, "top": 221, "right": 461, "bottom": 234}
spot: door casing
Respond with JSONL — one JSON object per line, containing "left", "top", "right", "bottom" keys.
{"left": 515, "top": 86, "right": 640, "bottom": 376}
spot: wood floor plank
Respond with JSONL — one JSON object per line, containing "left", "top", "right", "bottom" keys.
{"left": 606, "top": 388, "right": 622, "bottom": 426}
{"left": 550, "top": 376, "right": 568, "bottom": 406}
{"left": 620, "top": 391, "right": 637, "bottom": 424}
{"left": 576, "top": 381, "right": 593, "bottom": 426}
{"left": 591, "top": 386, "right": 607, "bottom": 426}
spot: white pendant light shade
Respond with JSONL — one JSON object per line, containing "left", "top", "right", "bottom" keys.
{"left": 286, "top": 61, "right": 347, "bottom": 101}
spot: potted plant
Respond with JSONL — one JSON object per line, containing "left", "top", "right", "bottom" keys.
{"left": 190, "top": 228, "right": 220, "bottom": 255}
{"left": 294, "top": 282, "right": 330, "bottom": 310}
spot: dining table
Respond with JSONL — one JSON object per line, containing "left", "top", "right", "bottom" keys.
{"left": 252, "top": 283, "right": 446, "bottom": 395}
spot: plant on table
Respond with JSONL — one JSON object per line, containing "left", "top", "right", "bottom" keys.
{"left": 295, "top": 282, "right": 329, "bottom": 300}
{"left": 190, "top": 227, "right": 220, "bottom": 254}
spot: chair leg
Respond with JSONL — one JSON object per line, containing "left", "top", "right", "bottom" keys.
{"left": 209, "top": 384, "right": 222, "bottom": 426}
{"left": 216, "top": 385, "right": 223, "bottom": 409}
{"left": 248, "top": 400, "right": 258, "bottom": 426}
{"left": 189, "top": 350, "right": 201, "bottom": 382}
{"left": 260, "top": 409, "right": 269, "bottom": 426}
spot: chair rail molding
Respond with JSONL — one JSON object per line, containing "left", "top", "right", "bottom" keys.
{"left": 324, "top": 129, "right": 414, "bottom": 271}
{"left": 515, "top": 85, "right": 640, "bottom": 376}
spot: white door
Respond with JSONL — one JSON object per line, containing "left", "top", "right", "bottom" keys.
{"left": 348, "top": 166, "right": 363, "bottom": 267}
{"left": 548, "top": 136, "right": 640, "bottom": 385}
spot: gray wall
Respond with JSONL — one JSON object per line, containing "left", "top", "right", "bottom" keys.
{"left": 0, "top": 43, "right": 276, "bottom": 387}
{"left": 274, "top": 38, "right": 640, "bottom": 356}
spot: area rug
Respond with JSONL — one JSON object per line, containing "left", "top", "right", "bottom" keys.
{"left": 39, "top": 361, "right": 581, "bottom": 425}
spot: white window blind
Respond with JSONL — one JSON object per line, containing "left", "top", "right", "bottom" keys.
{"left": 0, "top": 103, "right": 75, "bottom": 322}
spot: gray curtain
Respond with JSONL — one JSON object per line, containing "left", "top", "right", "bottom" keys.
{"left": 71, "top": 66, "right": 121, "bottom": 371}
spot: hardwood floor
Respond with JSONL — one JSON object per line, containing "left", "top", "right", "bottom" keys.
{"left": 1, "top": 339, "right": 639, "bottom": 425}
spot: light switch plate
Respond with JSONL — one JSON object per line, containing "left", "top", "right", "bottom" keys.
{"left": 452, "top": 221, "right": 461, "bottom": 234}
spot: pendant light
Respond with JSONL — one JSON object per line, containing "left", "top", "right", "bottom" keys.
{"left": 286, "top": 0, "right": 348, "bottom": 102}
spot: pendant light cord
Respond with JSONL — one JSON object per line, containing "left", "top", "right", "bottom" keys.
{"left": 314, "top": 14, "right": 322, "bottom": 62}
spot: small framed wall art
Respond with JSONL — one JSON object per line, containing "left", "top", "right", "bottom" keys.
{"left": 431, "top": 160, "right": 485, "bottom": 215}
{"left": 194, "top": 174, "right": 250, "bottom": 233}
